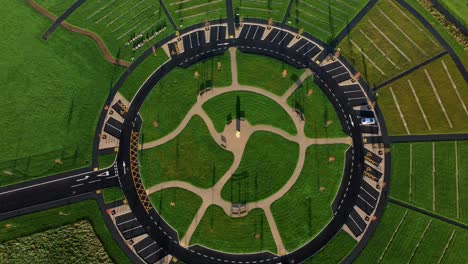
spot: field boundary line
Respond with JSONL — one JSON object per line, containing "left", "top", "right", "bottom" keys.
{"left": 389, "top": 87, "right": 410, "bottom": 134}
{"left": 159, "top": 0, "right": 177, "bottom": 30}
{"left": 437, "top": 230, "right": 456, "bottom": 264}
{"left": 432, "top": 142, "right": 436, "bottom": 211}
{"left": 368, "top": 19, "right": 411, "bottom": 62}
{"left": 441, "top": 60, "right": 468, "bottom": 117}
{"left": 409, "top": 143, "right": 413, "bottom": 202}
{"left": 350, "top": 39, "right": 386, "bottom": 76}
{"left": 407, "top": 220, "right": 432, "bottom": 264}
{"left": 425, "top": 69, "right": 453, "bottom": 128}
{"left": 359, "top": 29, "right": 400, "bottom": 70}
{"left": 455, "top": 141, "right": 460, "bottom": 219}
{"left": 377, "top": 210, "right": 408, "bottom": 263}
{"left": 408, "top": 79, "right": 431, "bottom": 130}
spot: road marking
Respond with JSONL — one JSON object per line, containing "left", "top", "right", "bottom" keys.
{"left": 389, "top": 86, "right": 410, "bottom": 134}
{"left": 425, "top": 69, "right": 453, "bottom": 128}
{"left": 408, "top": 80, "right": 431, "bottom": 130}
{"left": 71, "top": 183, "right": 84, "bottom": 188}
{"left": 441, "top": 60, "right": 468, "bottom": 117}
{"left": 89, "top": 179, "right": 102, "bottom": 184}
{"left": 97, "top": 171, "right": 110, "bottom": 177}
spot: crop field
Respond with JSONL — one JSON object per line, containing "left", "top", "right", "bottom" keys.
{"left": 339, "top": 0, "right": 444, "bottom": 87}
{"left": 286, "top": 0, "right": 369, "bottom": 43}
{"left": 271, "top": 144, "right": 349, "bottom": 252}
{"left": 355, "top": 203, "right": 468, "bottom": 264}
{"left": 378, "top": 55, "right": 468, "bottom": 135}
{"left": 390, "top": 141, "right": 468, "bottom": 224}
{"left": 233, "top": 0, "right": 289, "bottom": 22}
{"left": 163, "top": 0, "right": 227, "bottom": 29}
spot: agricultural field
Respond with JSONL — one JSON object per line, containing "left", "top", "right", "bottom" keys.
{"left": 339, "top": 0, "right": 444, "bottom": 87}
{"left": 233, "top": 0, "right": 289, "bottom": 22}
{"left": 140, "top": 116, "right": 234, "bottom": 188}
{"left": 0, "top": 0, "right": 121, "bottom": 187}
{"left": 0, "top": 200, "right": 130, "bottom": 263}
{"left": 390, "top": 141, "right": 468, "bottom": 224}
{"left": 163, "top": 0, "right": 227, "bottom": 29}
{"left": 378, "top": 55, "right": 468, "bottom": 135}
{"left": 286, "top": 0, "right": 369, "bottom": 43}
{"left": 191, "top": 206, "right": 276, "bottom": 253}
{"left": 355, "top": 203, "right": 468, "bottom": 264}
{"left": 271, "top": 144, "right": 349, "bottom": 252}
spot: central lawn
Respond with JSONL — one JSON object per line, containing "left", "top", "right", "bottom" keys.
{"left": 302, "top": 231, "right": 357, "bottom": 264}
{"left": 236, "top": 51, "right": 305, "bottom": 96}
{"left": 203, "top": 91, "right": 297, "bottom": 135}
{"left": 0, "top": 200, "right": 130, "bottom": 263}
{"left": 271, "top": 144, "right": 348, "bottom": 252}
{"left": 0, "top": 220, "right": 112, "bottom": 263}
{"left": 140, "top": 53, "right": 231, "bottom": 142}
{"left": 149, "top": 188, "right": 202, "bottom": 239}
{"left": 287, "top": 78, "right": 347, "bottom": 138}
{"left": 190, "top": 206, "right": 276, "bottom": 254}
{"left": 221, "top": 131, "right": 299, "bottom": 203}
{"left": 0, "top": 1, "right": 123, "bottom": 187}
{"left": 140, "top": 115, "right": 234, "bottom": 189}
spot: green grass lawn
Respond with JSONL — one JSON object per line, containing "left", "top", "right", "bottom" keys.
{"left": 140, "top": 53, "right": 231, "bottom": 142}
{"left": 271, "top": 144, "right": 348, "bottom": 252}
{"left": 149, "top": 188, "right": 202, "bottom": 239}
{"left": 102, "top": 187, "right": 125, "bottom": 203}
{"left": 0, "top": 220, "right": 112, "bottom": 263}
{"left": 458, "top": 141, "right": 468, "bottom": 224}
{"left": 378, "top": 55, "right": 468, "bottom": 135}
{"left": 236, "top": 51, "right": 305, "bottom": 96}
{"left": 287, "top": 78, "right": 347, "bottom": 138}
{"left": 191, "top": 206, "right": 276, "bottom": 253}
{"left": 439, "top": 0, "right": 468, "bottom": 27}
{"left": 0, "top": 200, "right": 130, "bottom": 263}
{"left": 339, "top": 0, "right": 444, "bottom": 87}
{"left": 140, "top": 115, "right": 233, "bottom": 189}
{"left": 163, "top": 0, "right": 227, "bottom": 29}
{"left": 203, "top": 91, "right": 297, "bottom": 135}
{"left": 35, "top": 0, "right": 76, "bottom": 16}
{"left": 65, "top": 0, "right": 173, "bottom": 61}
{"left": 355, "top": 203, "right": 468, "bottom": 264}
{"left": 286, "top": 0, "right": 369, "bottom": 43}
{"left": 302, "top": 231, "right": 357, "bottom": 264}
{"left": 221, "top": 131, "right": 299, "bottom": 203}
{"left": 98, "top": 153, "right": 116, "bottom": 169}
{"left": 0, "top": 1, "right": 123, "bottom": 187}
{"left": 233, "top": 0, "right": 289, "bottom": 22}
{"left": 118, "top": 51, "right": 169, "bottom": 101}
{"left": 390, "top": 142, "right": 465, "bottom": 224}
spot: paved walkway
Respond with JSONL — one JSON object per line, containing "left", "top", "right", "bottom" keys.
{"left": 144, "top": 48, "right": 352, "bottom": 254}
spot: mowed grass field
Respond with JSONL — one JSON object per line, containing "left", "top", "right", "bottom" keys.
{"left": 221, "top": 131, "right": 299, "bottom": 203}
{"left": 302, "top": 231, "right": 357, "bottom": 264}
{"left": 140, "top": 116, "right": 233, "bottom": 189}
{"left": 0, "top": 220, "right": 112, "bottom": 263}
{"left": 35, "top": 0, "right": 76, "bottom": 16}
{"left": 191, "top": 206, "right": 276, "bottom": 253}
{"left": 163, "top": 0, "right": 227, "bottom": 29}
{"left": 233, "top": 0, "right": 289, "bottom": 22}
{"left": 102, "top": 187, "right": 125, "bottom": 203}
{"left": 271, "top": 144, "right": 349, "bottom": 252}
{"left": 439, "top": 0, "right": 468, "bottom": 28}
{"left": 390, "top": 141, "right": 468, "bottom": 224}
{"left": 65, "top": 0, "right": 172, "bottom": 61}
{"left": 355, "top": 203, "right": 468, "bottom": 264}
{"left": 287, "top": 77, "right": 347, "bottom": 138}
{"left": 286, "top": 0, "right": 369, "bottom": 43}
{"left": 339, "top": 0, "right": 444, "bottom": 87}
{"left": 378, "top": 55, "right": 468, "bottom": 135}
{"left": 0, "top": 1, "right": 122, "bottom": 187}
{"left": 139, "top": 53, "right": 231, "bottom": 142}
{"left": 236, "top": 51, "right": 305, "bottom": 96}
{"left": 0, "top": 200, "right": 130, "bottom": 263}
{"left": 150, "top": 188, "right": 202, "bottom": 239}
{"left": 203, "top": 91, "right": 297, "bottom": 135}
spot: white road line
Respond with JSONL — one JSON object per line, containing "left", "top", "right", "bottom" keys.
{"left": 437, "top": 230, "right": 456, "bottom": 264}
{"left": 89, "top": 179, "right": 102, "bottom": 184}
{"left": 390, "top": 86, "right": 410, "bottom": 134}
{"left": 378, "top": 8, "right": 428, "bottom": 56}
{"left": 358, "top": 195, "right": 375, "bottom": 208}
{"left": 432, "top": 142, "right": 436, "bottom": 211}
{"left": 369, "top": 20, "right": 411, "bottom": 62}
{"left": 455, "top": 141, "right": 460, "bottom": 219}
{"left": 350, "top": 39, "right": 386, "bottom": 75}
{"left": 349, "top": 215, "right": 363, "bottom": 232}
{"left": 409, "top": 143, "right": 413, "bottom": 202}
{"left": 138, "top": 241, "right": 156, "bottom": 253}
{"left": 441, "top": 60, "right": 468, "bottom": 117}
{"left": 425, "top": 69, "right": 453, "bottom": 128}
{"left": 378, "top": 210, "right": 408, "bottom": 263}
{"left": 359, "top": 29, "right": 400, "bottom": 70}
{"left": 408, "top": 80, "right": 431, "bottom": 130}
{"left": 122, "top": 225, "right": 142, "bottom": 234}
{"left": 117, "top": 218, "right": 137, "bottom": 226}
{"left": 71, "top": 183, "right": 84, "bottom": 188}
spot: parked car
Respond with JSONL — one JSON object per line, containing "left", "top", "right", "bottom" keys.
{"left": 360, "top": 117, "right": 376, "bottom": 125}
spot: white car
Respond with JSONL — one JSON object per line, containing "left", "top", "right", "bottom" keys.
{"left": 361, "top": 117, "right": 376, "bottom": 125}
